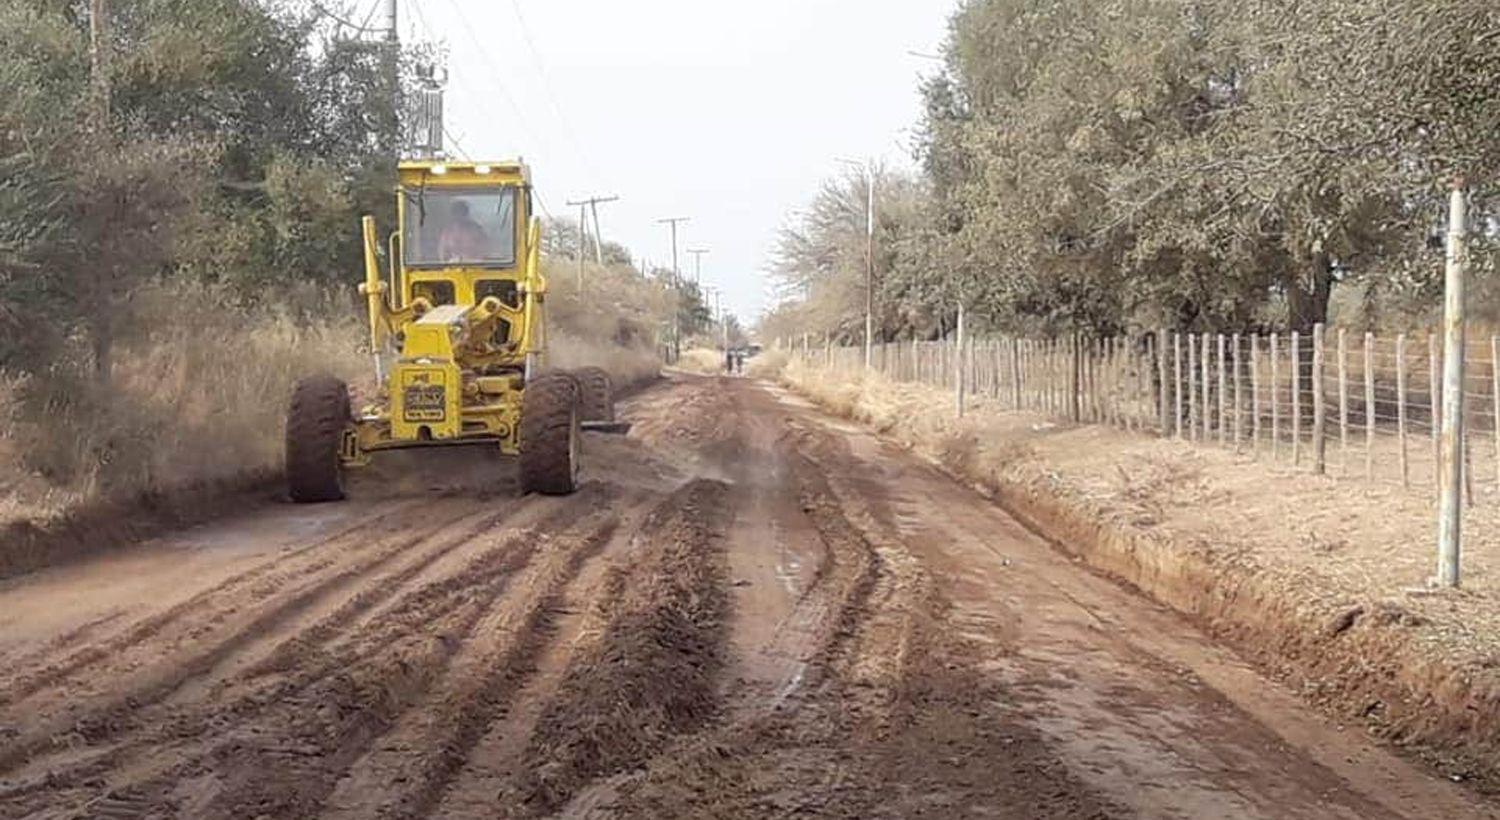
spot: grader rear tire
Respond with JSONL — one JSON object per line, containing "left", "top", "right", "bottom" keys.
{"left": 286, "top": 374, "right": 351, "bottom": 503}
{"left": 574, "top": 366, "right": 614, "bottom": 423}
{"left": 519, "top": 373, "right": 581, "bottom": 495}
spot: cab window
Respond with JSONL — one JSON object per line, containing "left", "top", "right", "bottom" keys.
{"left": 403, "top": 187, "right": 517, "bottom": 268}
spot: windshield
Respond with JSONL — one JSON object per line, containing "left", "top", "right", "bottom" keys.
{"left": 403, "top": 187, "right": 517, "bottom": 267}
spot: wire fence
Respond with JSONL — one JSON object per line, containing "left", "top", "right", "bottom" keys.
{"left": 791, "top": 326, "right": 1500, "bottom": 501}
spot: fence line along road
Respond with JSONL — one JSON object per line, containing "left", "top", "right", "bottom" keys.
{"left": 789, "top": 326, "right": 1500, "bottom": 507}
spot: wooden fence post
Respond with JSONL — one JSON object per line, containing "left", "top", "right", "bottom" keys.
{"left": 1292, "top": 330, "right": 1302, "bottom": 466}
{"left": 1158, "top": 331, "right": 1170, "bottom": 435}
{"left": 1270, "top": 333, "right": 1280, "bottom": 458}
{"left": 954, "top": 304, "right": 965, "bottom": 418}
{"left": 1188, "top": 333, "right": 1199, "bottom": 440}
{"left": 1202, "top": 332, "right": 1212, "bottom": 441}
{"left": 1175, "top": 333, "right": 1184, "bottom": 438}
{"left": 1250, "top": 334, "right": 1261, "bottom": 453}
{"left": 1217, "top": 334, "right": 1228, "bottom": 446}
{"left": 1431, "top": 332, "right": 1441, "bottom": 487}
{"left": 1313, "top": 324, "right": 1326, "bottom": 474}
{"left": 1070, "top": 335, "right": 1082, "bottom": 422}
{"left": 1493, "top": 336, "right": 1500, "bottom": 493}
{"left": 1103, "top": 338, "right": 1114, "bottom": 424}
{"left": 1364, "top": 332, "right": 1376, "bottom": 481}
{"left": 1397, "top": 334, "right": 1410, "bottom": 488}
{"left": 1099, "top": 337, "right": 1109, "bottom": 423}
{"left": 1233, "top": 333, "right": 1244, "bottom": 450}
{"left": 1012, "top": 338, "right": 1023, "bottom": 410}
{"left": 1344, "top": 328, "right": 1356, "bottom": 473}
{"left": 1158, "top": 332, "right": 1170, "bottom": 437}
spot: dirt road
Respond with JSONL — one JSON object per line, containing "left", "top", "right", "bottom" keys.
{"left": 0, "top": 374, "right": 1492, "bottom": 819}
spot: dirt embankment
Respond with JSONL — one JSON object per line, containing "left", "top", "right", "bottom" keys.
{"left": 779, "top": 359, "right": 1500, "bottom": 793}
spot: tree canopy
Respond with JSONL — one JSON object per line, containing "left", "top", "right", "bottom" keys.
{"left": 767, "top": 0, "right": 1500, "bottom": 342}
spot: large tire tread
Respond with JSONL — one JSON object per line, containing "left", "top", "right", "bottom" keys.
{"left": 286, "top": 374, "right": 351, "bottom": 503}
{"left": 574, "top": 366, "right": 614, "bottom": 423}
{"left": 519, "top": 373, "right": 580, "bottom": 495}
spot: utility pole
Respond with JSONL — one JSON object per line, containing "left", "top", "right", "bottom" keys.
{"left": 574, "top": 201, "right": 586, "bottom": 290}
{"left": 862, "top": 165, "right": 874, "bottom": 371}
{"left": 589, "top": 197, "right": 616, "bottom": 265}
{"left": 565, "top": 195, "right": 619, "bottom": 289}
{"left": 384, "top": 0, "right": 400, "bottom": 155}
{"left": 687, "top": 248, "right": 710, "bottom": 285}
{"left": 1437, "top": 181, "right": 1468, "bottom": 588}
{"left": 658, "top": 217, "right": 690, "bottom": 362}
{"left": 837, "top": 158, "right": 876, "bottom": 370}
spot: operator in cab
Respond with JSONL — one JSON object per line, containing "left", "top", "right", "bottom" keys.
{"left": 439, "top": 200, "right": 488, "bottom": 262}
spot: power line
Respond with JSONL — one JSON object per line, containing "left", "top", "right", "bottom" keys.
{"left": 442, "top": 0, "right": 541, "bottom": 150}
{"left": 532, "top": 188, "right": 555, "bottom": 222}
{"left": 505, "top": 0, "right": 604, "bottom": 184}
{"left": 408, "top": 0, "right": 436, "bottom": 42}
{"left": 307, "top": 0, "right": 382, "bottom": 33}
{"left": 443, "top": 125, "right": 470, "bottom": 159}
{"left": 360, "top": 0, "right": 381, "bottom": 28}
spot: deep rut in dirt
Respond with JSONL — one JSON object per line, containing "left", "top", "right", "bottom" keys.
{"left": 0, "top": 488, "right": 613, "bottom": 819}
{"left": 590, "top": 427, "right": 1124, "bottom": 819}
{"left": 0, "top": 497, "right": 437, "bottom": 709}
{"left": 508, "top": 478, "right": 733, "bottom": 817}
{"left": 0, "top": 497, "right": 531, "bottom": 782}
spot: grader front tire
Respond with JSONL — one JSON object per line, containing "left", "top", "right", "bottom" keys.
{"left": 286, "top": 375, "right": 351, "bottom": 503}
{"left": 519, "top": 373, "right": 581, "bottom": 495}
{"left": 574, "top": 366, "right": 615, "bottom": 423}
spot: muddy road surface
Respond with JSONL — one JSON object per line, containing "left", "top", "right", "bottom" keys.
{"left": 0, "top": 374, "right": 1492, "bottom": 819}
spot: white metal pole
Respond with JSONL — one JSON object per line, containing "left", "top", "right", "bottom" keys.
{"left": 865, "top": 163, "right": 875, "bottom": 371}
{"left": 1437, "top": 184, "right": 1468, "bottom": 587}
{"left": 955, "top": 302, "right": 966, "bottom": 417}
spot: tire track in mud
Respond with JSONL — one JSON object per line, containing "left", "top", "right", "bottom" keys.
{"left": 596, "top": 406, "right": 1125, "bottom": 819}
{"left": 0, "top": 497, "right": 525, "bottom": 779}
{"left": 0, "top": 488, "right": 615, "bottom": 818}
{"left": 317, "top": 496, "right": 637, "bottom": 820}
{"left": 0, "top": 497, "right": 437, "bottom": 709}
{"left": 497, "top": 479, "right": 734, "bottom": 818}
{"left": 423, "top": 491, "right": 661, "bottom": 820}
{"left": 15, "top": 488, "right": 616, "bottom": 820}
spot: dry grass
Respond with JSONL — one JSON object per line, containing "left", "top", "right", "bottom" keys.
{"left": 549, "top": 332, "right": 660, "bottom": 388}
{"left": 0, "top": 280, "right": 366, "bottom": 525}
{"left": 543, "top": 256, "right": 665, "bottom": 388}
{"left": 745, "top": 349, "right": 788, "bottom": 379}
{"left": 0, "top": 257, "right": 666, "bottom": 531}
{"left": 675, "top": 347, "right": 727, "bottom": 375}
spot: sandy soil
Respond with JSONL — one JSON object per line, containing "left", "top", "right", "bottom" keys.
{"left": 0, "top": 374, "right": 1491, "bottom": 819}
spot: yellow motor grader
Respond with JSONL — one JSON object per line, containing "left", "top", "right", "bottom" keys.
{"left": 284, "top": 160, "right": 620, "bottom": 502}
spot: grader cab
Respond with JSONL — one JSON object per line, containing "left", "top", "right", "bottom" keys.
{"left": 284, "top": 160, "right": 618, "bottom": 502}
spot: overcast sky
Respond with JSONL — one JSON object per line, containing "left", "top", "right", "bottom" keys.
{"left": 407, "top": 0, "right": 954, "bottom": 323}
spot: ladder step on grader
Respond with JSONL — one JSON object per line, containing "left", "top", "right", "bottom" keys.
{"left": 284, "top": 159, "right": 627, "bottom": 502}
